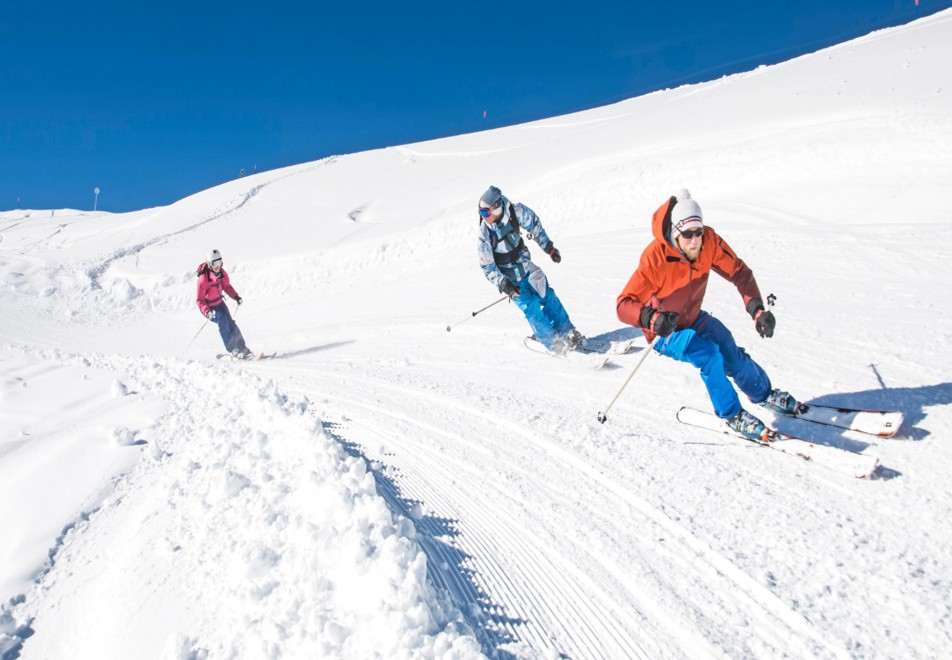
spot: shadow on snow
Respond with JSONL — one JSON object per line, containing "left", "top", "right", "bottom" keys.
{"left": 808, "top": 380, "right": 952, "bottom": 443}
{"left": 767, "top": 381, "right": 952, "bottom": 480}
{"left": 271, "top": 340, "right": 356, "bottom": 360}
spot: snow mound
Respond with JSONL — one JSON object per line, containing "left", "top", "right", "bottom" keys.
{"left": 9, "top": 356, "right": 482, "bottom": 658}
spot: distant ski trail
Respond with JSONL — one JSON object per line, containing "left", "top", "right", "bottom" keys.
{"left": 78, "top": 158, "right": 337, "bottom": 288}
{"left": 262, "top": 360, "right": 848, "bottom": 659}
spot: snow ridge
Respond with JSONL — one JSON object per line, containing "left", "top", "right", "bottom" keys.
{"left": 5, "top": 349, "right": 482, "bottom": 658}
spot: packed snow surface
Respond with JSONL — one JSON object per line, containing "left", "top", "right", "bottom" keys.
{"left": 2, "top": 10, "right": 952, "bottom": 659}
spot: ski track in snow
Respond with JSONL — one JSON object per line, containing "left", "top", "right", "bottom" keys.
{"left": 77, "top": 158, "right": 337, "bottom": 291}
{"left": 261, "top": 359, "right": 848, "bottom": 659}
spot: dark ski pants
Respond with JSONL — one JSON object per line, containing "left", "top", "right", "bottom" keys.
{"left": 210, "top": 302, "right": 247, "bottom": 353}
{"left": 654, "top": 311, "right": 771, "bottom": 419}
{"left": 513, "top": 279, "right": 574, "bottom": 350}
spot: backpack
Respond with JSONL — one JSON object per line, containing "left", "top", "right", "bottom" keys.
{"left": 481, "top": 203, "right": 525, "bottom": 265}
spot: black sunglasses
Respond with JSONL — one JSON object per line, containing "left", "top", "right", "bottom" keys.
{"left": 678, "top": 228, "right": 704, "bottom": 239}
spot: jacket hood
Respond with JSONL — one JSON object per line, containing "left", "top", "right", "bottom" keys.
{"left": 498, "top": 195, "right": 512, "bottom": 223}
{"left": 651, "top": 195, "right": 679, "bottom": 249}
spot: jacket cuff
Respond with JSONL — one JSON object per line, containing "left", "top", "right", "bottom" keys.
{"left": 745, "top": 298, "right": 764, "bottom": 319}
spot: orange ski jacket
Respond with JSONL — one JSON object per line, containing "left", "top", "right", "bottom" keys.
{"left": 616, "top": 196, "right": 763, "bottom": 342}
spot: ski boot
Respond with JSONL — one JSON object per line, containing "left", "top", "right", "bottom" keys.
{"left": 564, "top": 329, "right": 584, "bottom": 350}
{"left": 726, "top": 409, "right": 770, "bottom": 442}
{"left": 758, "top": 389, "right": 799, "bottom": 415}
{"left": 552, "top": 329, "right": 584, "bottom": 355}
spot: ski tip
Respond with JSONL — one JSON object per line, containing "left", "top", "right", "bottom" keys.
{"left": 878, "top": 414, "right": 905, "bottom": 437}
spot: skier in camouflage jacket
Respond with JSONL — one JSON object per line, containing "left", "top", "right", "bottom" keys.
{"left": 477, "top": 185, "right": 582, "bottom": 353}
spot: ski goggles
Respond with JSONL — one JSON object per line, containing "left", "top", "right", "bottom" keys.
{"left": 678, "top": 228, "right": 704, "bottom": 239}
{"left": 478, "top": 200, "right": 502, "bottom": 218}
{"left": 211, "top": 258, "right": 223, "bottom": 266}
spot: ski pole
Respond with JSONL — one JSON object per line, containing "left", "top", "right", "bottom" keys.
{"left": 446, "top": 295, "right": 508, "bottom": 332}
{"left": 597, "top": 335, "right": 660, "bottom": 424}
{"left": 182, "top": 319, "right": 209, "bottom": 357}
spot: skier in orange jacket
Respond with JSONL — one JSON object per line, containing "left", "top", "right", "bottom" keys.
{"left": 616, "top": 190, "right": 795, "bottom": 440}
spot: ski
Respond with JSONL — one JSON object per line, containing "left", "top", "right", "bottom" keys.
{"left": 579, "top": 337, "right": 637, "bottom": 355}
{"left": 216, "top": 352, "right": 276, "bottom": 361}
{"left": 523, "top": 336, "right": 609, "bottom": 369}
{"left": 677, "top": 406, "right": 880, "bottom": 479}
{"left": 782, "top": 403, "right": 903, "bottom": 437}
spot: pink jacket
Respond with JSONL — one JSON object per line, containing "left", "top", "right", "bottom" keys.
{"left": 196, "top": 262, "right": 239, "bottom": 316}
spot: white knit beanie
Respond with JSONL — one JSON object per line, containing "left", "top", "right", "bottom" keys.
{"left": 671, "top": 189, "right": 703, "bottom": 235}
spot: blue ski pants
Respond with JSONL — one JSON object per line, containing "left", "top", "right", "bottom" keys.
{"left": 513, "top": 279, "right": 574, "bottom": 350}
{"left": 210, "top": 302, "right": 247, "bottom": 353}
{"left": 654, "top": 311, "right": 771, "bottom": 419}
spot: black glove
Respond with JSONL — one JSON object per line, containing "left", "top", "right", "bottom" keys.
{"left": 755, "top": 310, "right": 775, "bottom": 338}
{"left": 500, "top": 280, "right": 520, "bottom": 301}
{"left": 746, "top": 298, "right": 775, "bottom": 338}
{"left": 548, "top": 246, "right": 561, "bottom": 263}
{"left": 235, "top": 296, "right": 243, "bottom": 305}
{"left": 639, "top": 306, "right": 678, "bottom": 337}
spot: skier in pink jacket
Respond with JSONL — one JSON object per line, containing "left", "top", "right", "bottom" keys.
{"left": 196, "top": 249, "right": 252, "bottom": 359}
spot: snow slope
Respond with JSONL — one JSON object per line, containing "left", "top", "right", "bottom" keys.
{"left": 2, "top": 10, "right": 952, "bottom": 659}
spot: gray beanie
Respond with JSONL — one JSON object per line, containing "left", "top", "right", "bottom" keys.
{"left": 480, "top": 185, "right": 503, "bottom": 208}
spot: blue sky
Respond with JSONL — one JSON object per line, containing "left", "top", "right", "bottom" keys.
{"left": 1, "top": 0, "right": 946, "bottom": 212}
